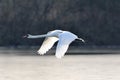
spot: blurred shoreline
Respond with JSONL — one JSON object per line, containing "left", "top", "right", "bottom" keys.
{"left": 0, "top": 46, "right": 120, "bottom": 55}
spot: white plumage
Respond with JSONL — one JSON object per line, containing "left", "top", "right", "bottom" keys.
{"left": 38, "top": 37, "right": 58, "bottom": 55}
{"left": 23, "top": 30, "right": 85, "bottom": 59}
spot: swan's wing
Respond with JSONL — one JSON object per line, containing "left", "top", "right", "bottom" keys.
{"left": 55, "top": 32, "right": 77, "bottom": 58}
{"left": 38, "top": 37, "right": 58, "bottom": 55}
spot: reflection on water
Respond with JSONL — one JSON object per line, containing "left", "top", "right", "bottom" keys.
{"left": 0, "top": 50, "right": 120, "bottom": 80}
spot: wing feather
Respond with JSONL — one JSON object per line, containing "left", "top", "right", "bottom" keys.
{"left": 55, "top": 32, "right": 77, "bottom": 58}
{"left": 38, "top": 37, "right": 58, "bottom": 55}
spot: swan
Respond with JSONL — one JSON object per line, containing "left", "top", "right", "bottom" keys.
{"left": 23, "top": 30, "right": 85, "bottom": 59}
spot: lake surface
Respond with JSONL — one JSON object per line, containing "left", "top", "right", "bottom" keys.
{"left": 0, "top": 52, "right": 120, "bottom": 80}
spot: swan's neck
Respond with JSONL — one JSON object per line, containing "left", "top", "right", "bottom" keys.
{"left": 28, "top": 34, "right": 47, "bottom": 38}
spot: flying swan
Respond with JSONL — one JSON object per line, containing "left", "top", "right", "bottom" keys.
{"left": 23, "top": 30, "right": 85, "bottom": 59}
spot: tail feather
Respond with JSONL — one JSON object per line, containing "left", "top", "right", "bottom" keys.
{"left": 77, "top": 38, "right": 85, "bottom": 43}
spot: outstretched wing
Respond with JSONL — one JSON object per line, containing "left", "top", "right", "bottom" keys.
{"left": 38, "top": 37, "right": 58, "bottom": 55}
{"left": 55, "top": 31, "right": 77, "bottom": 58}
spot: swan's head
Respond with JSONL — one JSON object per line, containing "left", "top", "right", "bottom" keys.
{"left": 23, "top": 34, "right": 32, "bottom": 38}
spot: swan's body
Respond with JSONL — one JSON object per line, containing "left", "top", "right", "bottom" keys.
{"left": 24, "top": 30, "right": 85, "bottom": 59}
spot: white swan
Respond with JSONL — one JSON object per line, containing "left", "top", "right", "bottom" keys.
{"left": 23, "top": 30, "right": 85, "bottom": 59}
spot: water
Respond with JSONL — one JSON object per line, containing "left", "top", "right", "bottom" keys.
{"left": 0, "top": 52, "right": 120, "bottom": 80}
